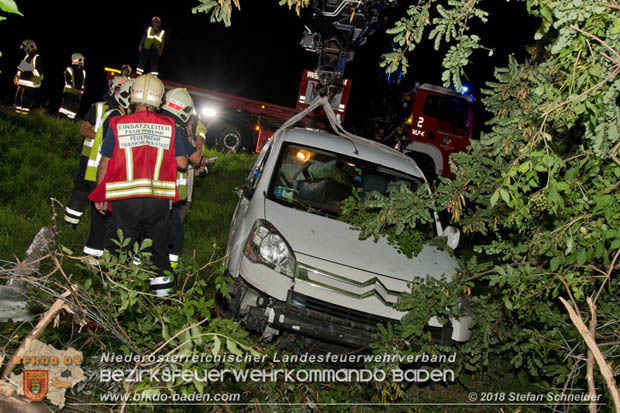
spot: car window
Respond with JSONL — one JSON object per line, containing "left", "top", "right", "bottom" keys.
{"left": 268, "top": 143, "right": 423, "bottom": 218}
{"left": 247, "top": 138, "right": 272, "bottom": 190}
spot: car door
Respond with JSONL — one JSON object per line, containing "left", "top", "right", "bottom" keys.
{"left": 225, "top": 139, "right": 273, "bottom": 277}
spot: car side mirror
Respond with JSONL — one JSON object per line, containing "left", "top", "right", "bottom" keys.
{"left": 235, "top": 183, "right": 254, "bottom": 199}
{"left": 443, "top": 226, "right": 460, "bottom": 249}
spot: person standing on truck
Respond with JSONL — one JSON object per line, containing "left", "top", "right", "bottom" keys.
{"left": 136, "top": 16, "right": 165, "bottom": 76}
{"left": 58, "top": 53, "right": 86, "bottom": 120}
{"left": 90, "top": 74, "right": 189, "bottom": 297}
{"left": 64, "top": 76, "right": 128, "bottom": 227}
{"left": 13, "top": 40, "right": 43, "bottom": 115}
{"left": 81, "top": 79, "right": 133, "bottom": 258}
{"left": 159, "top": 88, "right": 204, "bottom": 268}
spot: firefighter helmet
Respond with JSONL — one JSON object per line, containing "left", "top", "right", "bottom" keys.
{"left": 116, "top": 79, "right": 134, "bottom": 109}
{"left": 121, "top": 64, "right": 132, "bottom": 76}
{"left": 161, "top": 88, "right": 194, "bottom": 124}
{"left": 131, "top": 74, "right": 164, "bottom": 108}
{"left": 108, "top": 76, "right": 127, "bottom": 96}
{"left": 71, "top": 53, "right": 85, "bottom": 66}
{"left": 20, "top": 40, "right": 37, "bottom": 53}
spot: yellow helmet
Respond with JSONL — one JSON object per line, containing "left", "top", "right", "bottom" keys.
{"left": 131, "top": 74, "right": 164, "bottom": 108}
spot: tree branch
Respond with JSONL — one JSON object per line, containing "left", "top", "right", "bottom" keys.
{"left": 559, "top": 297, "right": 620, "bottom": 412}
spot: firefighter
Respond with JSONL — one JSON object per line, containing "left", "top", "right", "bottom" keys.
{"left": 121, "top": 64, "right": 132, "bottom": 77}
{"left": 90, "top": 74, "right": 189, "bottom": 297}
{"left": 136, "top": 16, "right": 165, "bottom": 76}
{"left": 179, "top": 115, "right": 209, "bottom": 221}
{"left": 82, "top": 79, "right": 133, "bottom": 258}
{"left": 58, "top": 53, "right": 86, "bottom": 120}
{"left": 13, "top": 39, "right": 43, "bottom": 115}
{"left": 64, "top": 76, "right": 128, "bottom": 227}
{"left": 159, "top": 88, "right": 204, "bottom": 268}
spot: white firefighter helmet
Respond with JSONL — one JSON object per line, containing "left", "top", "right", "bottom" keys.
{"left": 115, "top": 79, "right": 134, "bottom": 109}
{"left": 161, "top": 88, "right": 194, "bottom": 124}
{"left": 71, "top": 53, "right": 85, "bottom": 66}
{"left": 131, "top": 74, "right": 164, "bottom": 108}
{"left": 108, "top": 76, "right": 127, "bottom": 96}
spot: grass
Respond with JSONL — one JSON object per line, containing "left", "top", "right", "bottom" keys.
{"left": 0, "top": 108, "right": 256, "bottom": 266}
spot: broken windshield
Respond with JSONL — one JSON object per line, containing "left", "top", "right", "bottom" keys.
{"left": 268, "top": 143, "right": 422, "bottom": 218}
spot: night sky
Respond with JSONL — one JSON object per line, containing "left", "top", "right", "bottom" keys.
{"left": 0, "top": 0, "right": 536, "bottom": 127}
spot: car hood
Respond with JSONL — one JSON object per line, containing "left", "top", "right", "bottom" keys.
{"left": 264, "top": 199, "right": 459, "bottom": 281}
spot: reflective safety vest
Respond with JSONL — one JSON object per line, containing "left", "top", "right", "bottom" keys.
{"left": 89, "top": 111, "right": 179, "bottom": 202}
{"left": 64, "top": 66, "right": 86, "bottom": 95}
{"left": 142, "top": 27, "right": 165, "bottom": 51}
{"left": 81, "top": 102, "right": 109, "bottom": 157}
{"left": 17, "top": 54, "right": 43, "bottom": 88}
{"left": 84, "top": 107, "right": 122, "bottom": 182}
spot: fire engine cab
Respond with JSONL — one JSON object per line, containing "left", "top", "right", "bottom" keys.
{"left": 375, "top": 83, "right": 475, "bottom": 179}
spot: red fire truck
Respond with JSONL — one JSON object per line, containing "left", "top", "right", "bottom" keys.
{"left": 105, "top": 67, "right": 352, "bottom": 153}
{"left": 373, "top": 83, "right": 475, "bottom": 179}
{"left": 105, "top": 68, "right": 473, "bottom": 180}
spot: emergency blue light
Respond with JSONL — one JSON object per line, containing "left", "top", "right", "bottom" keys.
{"left": 461, "top": 85, "right": 470, "bottom": 94}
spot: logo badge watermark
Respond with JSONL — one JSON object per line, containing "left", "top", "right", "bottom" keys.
{"left": 23, "top": 369, "right": 49, "bottom": 402}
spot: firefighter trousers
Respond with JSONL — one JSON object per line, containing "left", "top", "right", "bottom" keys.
{"left": 168, "top": 203, "right": 184, "bottom": 266}
{"left": 59, "top": 92, "right": 82, "bottom": 119}
{"left": 104, "top": 197, "right": 173, "bottom": 293}
{"left": 83, "top": 181, "right": 110, "bottom": 257}
{"left": 137, "top": 48, "right": 161, "bottom": 76}
{"left": 14, "top": 86, "right": 37, "bottom": 114}
{"left": 64, "top": 155, "right": 90, "bottom": 226}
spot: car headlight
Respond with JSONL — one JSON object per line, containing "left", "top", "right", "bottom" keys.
{"left": 244, "top": 220, "right": 296, "bottom": 278}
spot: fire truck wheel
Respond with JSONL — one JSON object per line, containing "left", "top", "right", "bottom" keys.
{"left": 408, "top": 152, "right": 437, "bottom": 183}
{"left": 216, "top": 125, "right": 251, "bottom": 153}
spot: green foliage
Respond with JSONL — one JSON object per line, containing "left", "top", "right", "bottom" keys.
{"left": 340, "top": 185, "right": 434, "bottom": 258}
{"left": 192, "top": 0, "right": 310, "bottom": 27}
{"left": 0, "top": 0, "right": 21, "bottom": 24}
{"left": 343, "top": 0, "right": 620, "bottom": 402}
{"left": 380, "top": 0, "right": 489, "bottom": 89}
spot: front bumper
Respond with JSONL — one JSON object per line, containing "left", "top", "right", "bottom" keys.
{"left": 237, "top": 279, "right": 458, "bottom": 348}
{"left": 237, "top": 256, "right": 473, "bottom": 345}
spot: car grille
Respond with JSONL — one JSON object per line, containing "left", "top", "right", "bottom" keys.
{"left": 288, "top": 291, "right": 451, "bottom": 344}
{"left": 295, "top": 262, "right": 402, "bottom": 306}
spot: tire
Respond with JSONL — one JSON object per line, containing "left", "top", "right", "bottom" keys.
{"left": 214, "top": 122, "right": 252, "bottom": 153}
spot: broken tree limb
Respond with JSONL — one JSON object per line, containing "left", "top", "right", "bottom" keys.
{"left": 559, "top": 296, "right": 620, "bottom": 412}
{"left": 1, "top": 289, "right": 72, "bottom": 380}
{"left": 587, "top": 297, "right": 598, "bottom": 413}
{"left": 0, "top": 227, "right": 56, "bottom": 323}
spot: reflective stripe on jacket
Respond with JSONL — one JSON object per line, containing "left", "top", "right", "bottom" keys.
{"left": 81, "top": 102, "right": 109, "bottom": 157}
{"left": 85, "top": 107, "right": 122, "bottom": 182}
{"left": 142, "top": 27, "right": 165, "bottom": 51}
{"left": 17, "top": 54, "right": 43, "bottom": 88}
{"left": 64, "top": 66, "right": 86, "bottom": 95}
{"left": 88, "top": 111, "right": 179, "bottom": 203}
